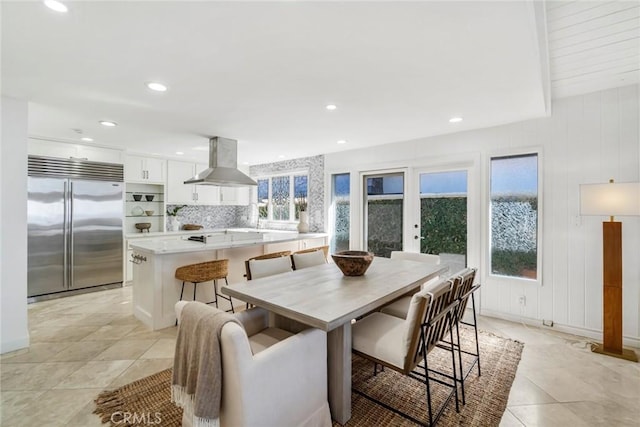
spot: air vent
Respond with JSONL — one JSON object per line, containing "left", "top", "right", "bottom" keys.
{"left": 28, "top": 155, "right": 124, "bottom": 182}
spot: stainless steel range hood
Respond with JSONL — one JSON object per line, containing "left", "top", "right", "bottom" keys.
{"left": 184, "top": 137, "right": 257, "bottom": 187}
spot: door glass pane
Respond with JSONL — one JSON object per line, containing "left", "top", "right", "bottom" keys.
{"left": 294, "top": 175, "right": 308, "bottom": 220}
{"left": 271, "top": 176, "right": 290, "bottom": 221}
{"left": 490, "top": 154, "right": 538, "bottom": 279}
{"left": 420, "top": 171, "right": 467, "bottom": 273}
{"left": 257, "top": 179, "right": 269, "bottom": 219}
{"left": 331, "top": 173, "right": 350, "bottom": 252}
{"left": 364, "top": 172, "right": 404, "bottom": 257}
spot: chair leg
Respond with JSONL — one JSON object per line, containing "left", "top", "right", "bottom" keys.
{"left": 421, "top": 326, "right": 434, "bottom": 426}
{"left": 447, "top": 316, "right": 460, "bottom": 413}
{"left": 471, "top": 293, "right": 481, "bottom": 377}
{"left": 179, "top": 281, "right": 185, "bottom": 301}
{"left": 373, "top": 363, "right": 384, "bottom": 376}
{"left": 454, "top": 317, "right": 466, "bottom": 405}
{"left": 193, "top": 281, "right": 197, "bottom": 302}
{"left": 224, "top": 277, "right": 234, "bottom": 313}
{"left": 176, "top": 281, "right": 186, "bottom": 326}
{"left": 212, "top": 279, "right": 220, "bottom": 308}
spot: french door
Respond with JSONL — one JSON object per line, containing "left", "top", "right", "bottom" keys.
{"left": 359, "top": 165, "right": 473, "bottom": 272}
{"left": 411, "top": 168, "right": 469, "bottom": 272}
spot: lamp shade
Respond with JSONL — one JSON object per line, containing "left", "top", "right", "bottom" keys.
{"left": 580, "top": 182, "right": 640, "bottom": 216}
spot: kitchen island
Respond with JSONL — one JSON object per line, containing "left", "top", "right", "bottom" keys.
{"left": 129, "top": 229, "right": 327, "bottom": 330}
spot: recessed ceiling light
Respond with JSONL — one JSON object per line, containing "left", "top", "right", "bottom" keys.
{"left": 44, "top": 0, "right": 68, "bottom": 13}
{"left": 80, "top": 137, "right": 94, "bottom": 142}
{"left": 242, "top": 162, "right": 250, "bottom": 165}
{"left": 278, "top": 155, "right": 285, "bottom": 159}
{"left": 146, "top": 82, "right": 168, "bottom": 92}
{"left": 99, "top": 120, "right": 117, "bottom": 127}
{"left": 326, "top": 104, "right": 337, "bottom": 111}
{"left": 449, "top": 117, "right": 463, "bottom": 123}
{"left": 337, "top": 140, "right": 347, "bottom": 144}
{"left": 192, "top": 145, "right": 209, "bottom": 151}
{"left": 176, "top": 151, "right": 184, "bottom": 155}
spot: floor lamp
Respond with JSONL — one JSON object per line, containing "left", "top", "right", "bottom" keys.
{"left": 580, "top": 179, "right": 639, "bottom": 362}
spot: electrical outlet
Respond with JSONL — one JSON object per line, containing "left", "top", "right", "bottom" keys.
{"left": 518, "top": 296, "right": 526, "bottom": 306}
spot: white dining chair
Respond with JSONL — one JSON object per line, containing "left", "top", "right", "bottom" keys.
{"left": 244, "top": 251, "right": 292, "bottom": 280}
{"left": 175, "top": 302, "right": 332, "bottom": 427}
{"left": 351, "top": 278, "right": 460, "bottom": 426}
{"left": 291, "top": 246, "right": 328, "bottom": 270}
{"left": 243, "top": 251, "right": 293, "bottom": 309}
{"left": 379, "top": 251, "right": 441, "bottom": 319}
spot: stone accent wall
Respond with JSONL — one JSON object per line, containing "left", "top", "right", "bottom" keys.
{"left": 250, "top": 155, "right": 325, "bottom": 232}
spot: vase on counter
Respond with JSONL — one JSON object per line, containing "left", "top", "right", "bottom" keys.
{"left": 169, "top": 216, "right": 181, "bottom": 232}
{"left": 297, "top": 211, "right": 309, "bottom": 233}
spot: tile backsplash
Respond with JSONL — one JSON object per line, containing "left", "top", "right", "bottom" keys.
{"left": 165, "top": 154, "right": 325, "bottom": 232}
{"left": 165, "top": 205, "right": 247, "bottom": 230}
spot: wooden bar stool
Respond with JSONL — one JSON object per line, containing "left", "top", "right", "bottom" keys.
{"left": 175, "top": 259, "right": 233, "bottom": 325}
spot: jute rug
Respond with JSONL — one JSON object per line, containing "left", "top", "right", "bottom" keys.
{"left": 94, "top": 329, "right": 522, "bottom": 426}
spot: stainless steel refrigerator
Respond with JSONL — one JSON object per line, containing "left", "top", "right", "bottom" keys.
{"left": 27, "top": 156, "right": 124, "bottom": 299}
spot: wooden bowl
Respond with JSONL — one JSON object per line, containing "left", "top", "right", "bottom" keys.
{"left": 135, "top": 222, "right": 151, "bottom": 232}
{"left": 132, "top": 194, "right": 142, "bottom": 201}
{"left": 331, "top": 251, "right": 374, "bottom": 276}
{"left": 182, "top": 224, "right": 203, "bottom": 230}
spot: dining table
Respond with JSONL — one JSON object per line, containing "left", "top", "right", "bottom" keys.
{"left": 221, "top": 256, "right": 448, "bottom": 425}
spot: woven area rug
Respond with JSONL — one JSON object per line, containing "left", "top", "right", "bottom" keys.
{"left": 94, "top": 329, "right": 522, "bottom": 426}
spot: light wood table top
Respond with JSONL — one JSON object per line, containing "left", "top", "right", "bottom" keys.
{"left": 222, "top": 256, "right": 448, "bottom": 331}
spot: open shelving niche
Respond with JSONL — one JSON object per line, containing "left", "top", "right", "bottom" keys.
{"left": 125, "top": 182, "right": 166, "bottom": 234}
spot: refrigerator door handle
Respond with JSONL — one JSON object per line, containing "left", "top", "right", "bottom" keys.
{"left": 63, "top": 181, "right": 69, "bottom": 288}
{"left": 69, "top": 181, "right": 74, "bottom": 288}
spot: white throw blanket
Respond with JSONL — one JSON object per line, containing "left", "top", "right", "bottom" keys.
{"left": 171, "top": 302, "right": 243, "bottom": 427}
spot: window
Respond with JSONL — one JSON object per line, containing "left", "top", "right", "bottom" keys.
{"left": 490, "top": 154, "right": 538, "bottom": 279}
{"left": 256, "top": 173, "right": 308, "bottom": 222}
{"left": 331, "top": 173, "right": 350, "bottom": 252}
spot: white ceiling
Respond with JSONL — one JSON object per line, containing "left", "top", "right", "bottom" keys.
{"left": 3, "top": 1, "right": 551, "bottom": 164}
{"left": 547, "top": 0, "right": 640, "bottom": 99}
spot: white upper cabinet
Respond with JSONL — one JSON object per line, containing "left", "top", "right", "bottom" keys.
{"left": 167, "top": 160, "right": 220, "bottom": 205}
{"left": 220, "top": 186, "right": 250, "bottom": 206}
{"left": 125, "top": 155, "right": 165, "bottom": 184}
{"left": 29, "top": 139, "right": 123, "bottom": 164}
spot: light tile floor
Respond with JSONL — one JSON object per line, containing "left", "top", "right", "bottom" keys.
{"left": 1, "top": 286, "right": 639, "bottom": 426}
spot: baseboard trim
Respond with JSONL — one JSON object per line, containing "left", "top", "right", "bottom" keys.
{"left": 480, "top": 309, "right": 640, "bottom": 349}
{"left": 1, "top": 335, "right": 30, "bottom": 355}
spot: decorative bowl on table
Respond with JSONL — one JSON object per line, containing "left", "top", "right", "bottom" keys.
{"left": 331, "top": 251, "right": 374, "bottom": 276}
{"left": 132, "top": 194, "right": 142, "bottom": 201}
{"left": 135, "top": 222, "right": 151, "bottom": 232}
{"left": 145, "top": 195, "right": 155, "bottom": 201}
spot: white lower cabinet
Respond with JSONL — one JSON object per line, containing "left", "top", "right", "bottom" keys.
{"left": 126, "top": 249, "right": 133, "bottom": 282}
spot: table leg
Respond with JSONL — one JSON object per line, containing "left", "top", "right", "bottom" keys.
{"left": 328, "top": 322, "right": 351, "bottom": 424}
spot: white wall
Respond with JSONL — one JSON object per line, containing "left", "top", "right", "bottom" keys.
{"left": 1, "top": 96, "right": 30, "bottom": 353}
{"left": 325, "top": 85, "right": 640, "bottom": 346}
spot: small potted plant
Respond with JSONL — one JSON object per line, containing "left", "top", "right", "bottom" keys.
{"left": 167, "top": 205, "right": 187, "bottom": 231}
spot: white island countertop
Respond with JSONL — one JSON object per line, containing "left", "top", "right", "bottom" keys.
{"left": 129, "top": 229, "right": 328, "bottom": 254}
